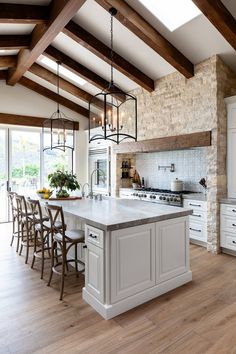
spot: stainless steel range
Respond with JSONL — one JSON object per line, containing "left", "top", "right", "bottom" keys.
{"left": 129, "top": 188, "right": 192, "bottom": 207}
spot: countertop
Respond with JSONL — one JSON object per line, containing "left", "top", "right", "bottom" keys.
{"left": 220, "top": 198, "right": 236, "bottom": 205}
{"left": 44, "top": 197, "right": 192, "bottom": 231}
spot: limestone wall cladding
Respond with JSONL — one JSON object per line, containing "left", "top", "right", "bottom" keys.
{"left": 116, "top": 55, "right": 236, "bottom": 253}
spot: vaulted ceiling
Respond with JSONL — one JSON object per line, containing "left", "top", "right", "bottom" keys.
{"left": 0, "top": 0, "right": 236, "bottom": 120}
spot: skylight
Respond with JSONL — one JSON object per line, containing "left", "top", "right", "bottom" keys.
{"left": 39, "top": 56, "right": 87, "bottom": 86}
{"left": 139, "top": 0, "right": 201, "bottom": 31}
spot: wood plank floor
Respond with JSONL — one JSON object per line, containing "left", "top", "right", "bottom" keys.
{"left": 1, "top": 223, "right": 236, "bottom": 354}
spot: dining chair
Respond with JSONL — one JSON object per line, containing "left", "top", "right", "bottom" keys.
{"left": 44, "top": 204, "right": 85, "bottom": 300}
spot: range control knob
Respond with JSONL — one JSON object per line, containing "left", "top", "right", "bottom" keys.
{"left": 166, "top": 198, "right": 170, "bottom": 202}
{"left": 159, "top": 196, "right": 163, "bottom": 200}
{"left": 170, "top": 198, "right": 173, "bottom": 202}
{"left": 144, "top": 194, "right": 147, "bottom": 198}
{"left": 152, "top": 195, "right": 156, "bottom": 199}
{"left": 163, "top": 197, "right": 166, "bottom": 201}
{"left": 174, "top": 198, "right": 177, "bottom": 202}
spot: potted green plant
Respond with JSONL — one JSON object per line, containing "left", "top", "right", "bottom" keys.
{"left": 48, "top": 170, "right": 80, "bottom": 198}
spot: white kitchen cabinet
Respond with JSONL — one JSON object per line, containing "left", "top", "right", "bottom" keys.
{"left": 110, "top": 223, "right": 155, "bottom": 303}
{"left": 183, "top": 199, "right": 207, "bottom": 245}
{"left": 221, "top": 203, "right": 236, "bottom": 252}
{"left": 156, "top": 218, "right": 188, "bottom": 283}
{"left": 225, "top": 96, "right": 236, "bottom": 198}
{"left": 85, "top": 225, "right": 104, "bottom": 303}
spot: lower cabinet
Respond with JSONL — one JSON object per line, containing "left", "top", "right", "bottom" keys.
{"left": 110, "top": 217, "right": 189, "bottom": 304}
{"left": 110, "top": 223, "right": 156, "bottom": 303}
{"left": 85, "top": 226, "right": 104, "bottom": 303}
{"left": 183, "top": 199, "right": 207, "bottom": 244}
{"left": 221, "top": 203, "right": 236, "bottom": 252}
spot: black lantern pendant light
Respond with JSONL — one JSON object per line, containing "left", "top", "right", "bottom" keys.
{"left": 43, "top": 61, "right": 75, "bottom": 152}
{"left": 89, "top": 7, "right": 137, "bottom": 144}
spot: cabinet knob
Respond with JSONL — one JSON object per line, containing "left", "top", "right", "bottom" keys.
{"left": 232, "top": 241, "right": 236, "bottom": 244}
{"left": 232, "top": 224, "right": 236, "bottom": 227}
{"left": 232, "top": 209, "right": 236, "bottom": 212}
{"left": 83, "top": 245, "right": 87, "bottom": 249}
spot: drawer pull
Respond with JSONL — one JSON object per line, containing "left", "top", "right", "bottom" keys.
{"left": 83, "top": 245, "right": 87, "bottom": 249}
{"left": 232, "top": 241, "right": 236, "bottom": 244}
{"left": 190, "top": 227, "right": 201, "bottom": 233}
{"left": 189, "top": 203, "right": 201, "bottom": 207}
{"left": 192, "top": 214, "right": 201, "bottom": 217}
{"left": 232, "top": 224, "right": 236, "bottom": 227}
{"left": 232, "top": 209, "right": 236, "bottom": 212}
{"left": 89, "top": 233, "right": 97, "bottom": 239}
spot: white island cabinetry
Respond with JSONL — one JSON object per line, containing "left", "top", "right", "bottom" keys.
{"left": 84, "top": 214, "right": 191, "bottom": 319}
{"left": 48, "top": 198, "right": 192, "bottom": 319}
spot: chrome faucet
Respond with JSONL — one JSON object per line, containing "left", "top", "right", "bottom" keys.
{"left": 82, "top": 182, "right": 89, "bottom": 198}
{"left": 89, "top": 168, "right": 105, "bottom": 199}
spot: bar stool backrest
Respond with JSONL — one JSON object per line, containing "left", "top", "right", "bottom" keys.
{"left": 45, "top": 204, "right": 66, "bottom": 237}
{"left": 8, "top": 191, "right": 17, "bottom": 218}
{"left": 15, "top": 195, "right": 27, "bottom": 219}
{"left": 27, "top": 199, "right": 43, "bottom": 225}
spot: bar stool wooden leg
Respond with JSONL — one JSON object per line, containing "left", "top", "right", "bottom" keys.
{"left": 31, "top": 230, "right": 37, "bottom": 269}
{"left": 75, "top": 244, "right": 78, "bottom": 277}
{"left": 60, "top": 243, "right": 66, "bottom": 301}
{"left": 41, "top": 232, "right": 45, "bottom": 280}
{"left": 47, "top": 240, "right": 55, "bottom": 287}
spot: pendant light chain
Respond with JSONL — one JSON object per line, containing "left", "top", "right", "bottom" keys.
{"left": 57, "top": 61, "right": 60, "bottom": 113}
{"left": 110, "top": 12, "right": 114, "bottom": 86}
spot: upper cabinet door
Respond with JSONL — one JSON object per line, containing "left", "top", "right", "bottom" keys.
{"left": 228, "top": 128, "right": 236, "bottom": 198}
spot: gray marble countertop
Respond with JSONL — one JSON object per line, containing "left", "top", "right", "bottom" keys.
{"left": 220, "top": 198, "right": 236, "bottom": 205}
{"left": 44, "top": 198, "right": 192, "bottom": 231}
{"left": 182, "top": 193, "right": 207, "bottom": 201}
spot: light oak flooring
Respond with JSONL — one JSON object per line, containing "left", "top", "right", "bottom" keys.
{"left": 1, "top": 223, "right": 236, "bottom": 354}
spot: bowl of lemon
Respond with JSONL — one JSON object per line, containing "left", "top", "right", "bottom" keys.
{"left": 37, "top": 188, "right": 53, "bottom": 199}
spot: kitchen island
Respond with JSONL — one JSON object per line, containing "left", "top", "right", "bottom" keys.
{"left": 47, "top": 198, "right": 192, "bottom": 319}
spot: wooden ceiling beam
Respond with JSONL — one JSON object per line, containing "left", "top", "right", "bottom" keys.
{"left": 0, "top": 35, "right": 30, "bottom": 49}
{"left": 0, "top": 112, "right": 79, "bottom": 130}
{"left": 7, "top": 0, "right": 87, "bottom": 86}
{"left": 29, "top": 63, "right": 104, "bottom": 109}
{"left": 0, "top": 3, "right": 48, "bottom": 24}
{"left": 192, "top": 0, "right": 236, "bottom": 50}
{"left": 95, "top": 0, "right": 194, "bottom": 78}
{"left": 19, "top": 77, "right": 89, "bottom": 118}
{"left": 0, "top": 55, "right": 17, "bottom": 68}
{"left": 44, "top": 46, "right": 122, "bottom": 94}
{"left": 63, "top": 21, "right": 154, "bottom": 92}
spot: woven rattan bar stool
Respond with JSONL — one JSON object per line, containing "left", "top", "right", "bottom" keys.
{"left": 45, "top": 204, "right": 85, "bottom": 300}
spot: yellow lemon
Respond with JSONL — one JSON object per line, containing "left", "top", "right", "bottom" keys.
{"left": 44, "top": 193, "right": 49, "bottom": 199}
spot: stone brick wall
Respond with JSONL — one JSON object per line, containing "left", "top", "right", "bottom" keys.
{"left": 114, "top": 55, "right": 236, "bottom": 253}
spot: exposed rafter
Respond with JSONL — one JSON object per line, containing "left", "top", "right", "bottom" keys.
{"left": 0, "top": 3, "right": 48, "bottom": 24}
{"left": 0, "top": 56, "right": 17, "bottom": 68}
{"left": 0, "top": 35, "right": 30, "bottom": 49}
{"left": 95, "top": 0, "right": 194, "bottom": 78}
{"left": 7, "top": 0, "right": 87, "bottom": 86}
{"left": 63, "top": 21, "right": 154, "bottom": 92}
{"left": 44, "top": 46, "right": 122, "bottom": 93}
{"left": 192, "top": 0, "right": 236, "bottom": 50}
{"left": 19, "top": 77, "right": 89, "bottom": 118}
{"left": 29, "top": 63, "right": 104, "bottom": 109}
{"left": 0, "top": 112, "right": 79, "bottom": 130}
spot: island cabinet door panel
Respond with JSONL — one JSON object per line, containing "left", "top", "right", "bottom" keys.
{"left": 110, "top": 223, "right": 155, "bottom": 304}
{"left": 156, "top": 218, "right": 188, "bottom": 283}
{"left": 85, "top": 243, "right": 104, "bottom": 303}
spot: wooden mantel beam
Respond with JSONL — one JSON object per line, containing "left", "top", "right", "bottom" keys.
{"left": 63, "top": 21, "right": 154, "bottom": 92}
{"left": 0, "top": 35, "right": 30, "bottom": 49}
{"left": 19, "top": 76, "right": 89, "bottom": 118}
{"left": 0, "top": 112, "right": 79, "bottom": 130}
{"left": 113, "top": 131, "right": 212, "bottom": 154}
{"left": 192, "top": 0, "right": 236, "bottom": 50}
{"left": 0, "top": 3, "right": 48, "bottom": 24}
{"left": 95, "top": 0, "right": 194, "bottom": 78}
{"left": 7, "top": 0, "right": 87, "bottom": 86}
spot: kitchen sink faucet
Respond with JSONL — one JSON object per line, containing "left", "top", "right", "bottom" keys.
{"left": 89, "top": 168, "right": 106, "bottom": 199}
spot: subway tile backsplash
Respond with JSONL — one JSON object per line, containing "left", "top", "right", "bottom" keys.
{"left": 135, "top": 148, "right": 207, "bottom": 192}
